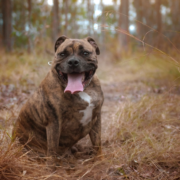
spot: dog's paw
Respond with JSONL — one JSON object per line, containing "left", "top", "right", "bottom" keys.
{"left": 96, "top": 149, "right": 104, "bottom": 161}
{"left": 71, "top": 146, "right": 79, "bottom": 154}
{"left": 46, "top": 157, "right": 57, "bottom": 171}
{"left": 72, "top": 146, "right": 96, "bottom": 158}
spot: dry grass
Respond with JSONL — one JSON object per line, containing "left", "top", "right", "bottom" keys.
{"left": 0, "top": 49, "right": 180, "bottom": 179}
{"left": 0, "top": 134, "right": 51, "bottom": 180}
{"left": 106, "top": 94, "right": 180, "bottom": 179}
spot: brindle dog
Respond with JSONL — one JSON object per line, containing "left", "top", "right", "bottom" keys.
{"left": 13, "top": 36, "right": 104, "bottom": 164}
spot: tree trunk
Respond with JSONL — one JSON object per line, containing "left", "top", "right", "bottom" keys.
{"left": 27, "top": 0, "right": 33, "bottom": 52}
{"left": 140, "top": 0, "right": 154, "bottom": 46}
{"left": 134, "top": 0, "right": 144, "bottom": 39}
{"left": 100, "top": 0, "right": 105, "bottom": 45}
{"left": 170, "top": 0, "right": 180, "bottom": 30}
{"left": 169, "top": 0, "right": 180, "bottom": 47}
{"left": 118, "top": 0, "right": 129, "bottom": 49}
{"left": 0, "top": 0, "right": 2, "bottom": 47}
{"left": 2, "top": 0, "right": 12, "bottom": 51}
{"left": 156, "top": 0, "right": 162, "bottom": 48}
{"left": 52, "top": 0, "right": 60, "bottom": 42}
{"left": 87, "top": 0, "right": 91, "bottom": 36}
{"left": 90, "top": 0, "right": 94, "bottom": 36}
{"left": 71, "top": 2, "right": 77, "bottom": 38}
{"left": 64, "top": 0, "right": 68, "bottom": 35}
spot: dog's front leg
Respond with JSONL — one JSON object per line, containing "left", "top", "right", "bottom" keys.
{"left": 89, "top": 113, "right": 101, "bottom": 155}
{"left": 46, "top": 121, "right": 61, "bottom": 156}
{"left": 46, "top": 119, "right": 61, "bottom": 167}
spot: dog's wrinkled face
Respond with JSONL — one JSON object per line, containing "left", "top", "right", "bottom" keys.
{"left": 52, "top": 36, "right": 100, "bottom": 94}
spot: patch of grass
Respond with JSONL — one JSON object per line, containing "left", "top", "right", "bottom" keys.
{"left": 98, "top": 52, "right": 180, "bottom": 88}
{"left": 0, "top": 50, "right": 51, "bottom": 87}
{"left": 0, "top": 131, "right": 51, "bottom": 180}
{"left": 103, "top": 93, "right": 180, "bottom": 179}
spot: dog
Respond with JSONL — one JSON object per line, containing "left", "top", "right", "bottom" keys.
{"left": 13, "top": 36, "right": 104, "bottom": 164}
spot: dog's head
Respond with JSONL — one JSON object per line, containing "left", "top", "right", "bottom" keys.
{"left": 52, "top": 36, "right": 100, "bottom": 94}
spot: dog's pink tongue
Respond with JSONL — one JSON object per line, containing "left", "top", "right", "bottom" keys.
{"left": 64, "top": 73, "right": 84, "bottom": 94}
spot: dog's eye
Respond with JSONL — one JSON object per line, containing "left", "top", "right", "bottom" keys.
{"left": 59, "top": 52, "right": 66, "bottom": 57}
{"left": 83, "top": 51, "right": 89, "bottom": 56}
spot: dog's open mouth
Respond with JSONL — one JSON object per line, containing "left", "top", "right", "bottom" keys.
{"left": 58, "top": 70, "right": 95, "bottom": 94}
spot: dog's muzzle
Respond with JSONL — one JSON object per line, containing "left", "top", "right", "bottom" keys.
{"left": 56, "top": 61, "right": 96, "bottom": 94}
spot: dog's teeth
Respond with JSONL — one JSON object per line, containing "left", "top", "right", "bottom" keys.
{"left": 82, "top": 73, "right": 85, "bottom": 82}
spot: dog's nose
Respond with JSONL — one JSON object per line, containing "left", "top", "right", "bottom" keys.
{"left": 68, "top": 59, "right": 79, "bottom": 67}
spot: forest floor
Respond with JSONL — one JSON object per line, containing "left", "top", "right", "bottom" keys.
{"left": 0, "top": 51, "right": 180, "bottom": 179}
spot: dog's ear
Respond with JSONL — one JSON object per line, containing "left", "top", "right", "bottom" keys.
{"left": 86, "top": 37, "right": 100, "bottom": 55}
{"left": 54, "top": 35, "right": 68, "bottom": 52}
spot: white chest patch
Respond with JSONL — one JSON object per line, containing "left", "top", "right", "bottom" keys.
{"left": 78, "top": 92, "right": 94, "bottom": 126}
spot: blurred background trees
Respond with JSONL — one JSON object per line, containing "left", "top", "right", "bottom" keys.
{"left": 0, "top": 0, "right": 179, "bottom": 54}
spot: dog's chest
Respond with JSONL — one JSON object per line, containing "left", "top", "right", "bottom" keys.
{"left": 61, "top": 91, "right": 100, "bottom": 130}
{"left": 78, "top": 92, "right": 94, "bottom": 126}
